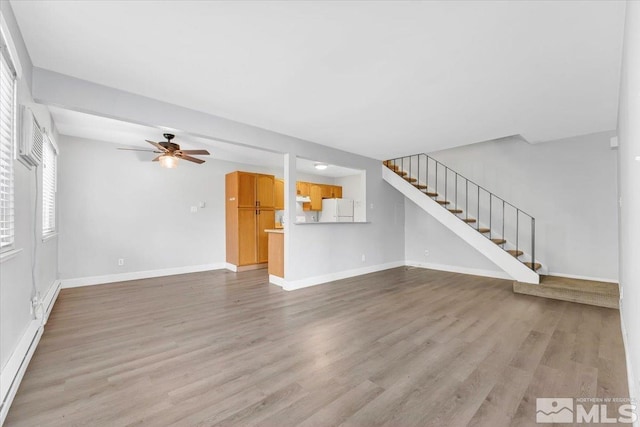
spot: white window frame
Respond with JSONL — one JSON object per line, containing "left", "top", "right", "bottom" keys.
{"left": 42, "top": 133, "right": 57, "bottom": 239}
{"left": 0, "top": 33, "right": 17, "bottom": 253}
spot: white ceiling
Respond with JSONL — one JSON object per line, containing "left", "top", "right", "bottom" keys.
{"left": 296, "top": 157, "right": 362, "bottom": 178}
{"left": 49, "top": 106, "right": 285, "bottom": 169}
{"left": 12, "top": 1, "right": 626, "bottom": 159}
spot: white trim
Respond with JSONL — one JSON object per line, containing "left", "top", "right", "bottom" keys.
{"left": 60, "top": 263, "right": 226, "bottom": 289}
{"left": 269, "top": 275, "right": 286, "bottom": 287}
{"left": 619, "top": 309, "right": 639, "bottom": 427}
{"left": 0, "top": 13, "right": 23, "bottom": 79}
{"left": 41, "top": 232, "right": 58, "bottom": 243}
{"left": 224, "top": 263, "right": 238, "bottom": 272}
{"left": 281, "top": 261, "right": 405, "bottom": 291}
{"left": 0, "top": 248, "right": 22, "bottom": 263}
{"left": 1, "top": 280, "right": 60, "bottom": 425}
{"left": 546, "top": 271, "right": 618, "bottom": 284}
{"left": 405, "top": 260, "right": 512, "bottom": 281}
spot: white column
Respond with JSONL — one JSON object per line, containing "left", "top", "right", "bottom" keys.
{"left": 618, "top": 0, "right": 640, "bottom": 408}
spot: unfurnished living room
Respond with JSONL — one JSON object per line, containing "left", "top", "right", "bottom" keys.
{"left": 1, "top": 0, "right": 639, "bottom": 426}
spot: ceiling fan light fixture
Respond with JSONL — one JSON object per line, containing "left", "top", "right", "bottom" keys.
{"left": 314, "top": 163, "right": 328, "bottom": 170}
{"left": 159, "top": 154, "right": 178, "bottom": 169}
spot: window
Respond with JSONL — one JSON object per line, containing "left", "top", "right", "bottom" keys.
{"left": 0, "top": 45, "right": 16, "bottom": 251}
{"left": 42, "top": 134, "right": 57, "bottom": 237}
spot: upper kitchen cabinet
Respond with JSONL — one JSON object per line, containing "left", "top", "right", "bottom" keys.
{"left": 235, "top": 171, "right": 257, "bottom": 207}
{"left": 296, "top": 181, "right": 310, "bottom": 196}
{"left": 256, "top": 174, "right": 275, "bottom": 208}
{"left": 274, "top": 178, "right": 284, "bottom": 210}
{"left": 227, "top": 171, "right": 274, "bottom": 208}
{"left": 295, "top": 157, "right": 368, "bottom": 223}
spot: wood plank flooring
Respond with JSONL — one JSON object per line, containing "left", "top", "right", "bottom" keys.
{"left": 6, "top": 267, "right": 629, "bottom": 426}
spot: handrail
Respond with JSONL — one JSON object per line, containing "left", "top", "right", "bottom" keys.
{"left": 385, "top": 154, "right": 537, "bottom": 272}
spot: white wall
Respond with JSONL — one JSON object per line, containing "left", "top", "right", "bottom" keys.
{"left": 57, "top": 135, "right": 406, "bottom": 284}
{"left": 617, "top": 0, "right": 640, "bottom": 409}
{"left": 32, "top": 70, "right": 406, "bottom": 286}
{"left": 0, "top": 1, "right": 59, "bottom": 419}
{"left": 0, "top": 0, "right": 58, "bottom": 369}
{"left": 58, "top": 136, "right": 285, "bottom": 280}
{"left": 405, "top": 131, "right": 619, "bottom": 281}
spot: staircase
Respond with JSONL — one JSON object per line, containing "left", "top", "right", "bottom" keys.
{"left": 383, "top": 155, "right": 541, "bottom": 284}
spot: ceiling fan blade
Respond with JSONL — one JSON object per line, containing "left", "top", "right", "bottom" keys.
{"left": 178, "top": 149, "right": 210, "bottom": 155}
{"left": 152, "top": 155, "right": 162, "bottom": 162}
{"left": 177, "top": 153, "right": 205, "bottom": 164}
{"left": 118, "top": 148, "right": 162, "bottom": 152}
{"left": 146, "top": 140, "right": 168, "bottom": 152}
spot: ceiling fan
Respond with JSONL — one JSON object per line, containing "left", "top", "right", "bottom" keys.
{"left": 118, "top": 133, "right": 211, "bottom": 168}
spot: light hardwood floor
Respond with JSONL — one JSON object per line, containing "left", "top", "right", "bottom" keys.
{"left": 6, "top": 267, "right": 629, "bottom": 426}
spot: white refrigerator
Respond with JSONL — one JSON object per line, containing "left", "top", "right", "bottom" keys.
{"left": 319, "top": 199, "right": 354, "bottom": 222}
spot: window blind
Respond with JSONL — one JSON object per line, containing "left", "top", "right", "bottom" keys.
{"left": 42, "top": 134, "right": 57, "bottom": 236}
{"left": 0, "top": 50, "right": 16, "bottom": 250}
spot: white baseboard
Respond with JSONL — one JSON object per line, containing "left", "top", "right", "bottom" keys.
{"left": 60, "top": 263, "right": 227, "bottom": 289}
{"left": 546, "top": 271, "right": 619, "bottom": 284}
{"left": 1, "top": 280, "right": 61, "bottom": 425}
{"left": 268, "top": 275, "right": 285, "bottom": 287}
{"left": 225, "top": 263, "right": 238, "bottom": 272}
{"left": 281, "top": 261, "right": 406, "bottom": 291}
{"left": 619, "top": 308, "right": 639, "bottom": 427}
{"left": 405, "top": 260, "right": 512, "bottom": 280}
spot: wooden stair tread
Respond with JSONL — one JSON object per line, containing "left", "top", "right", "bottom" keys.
{"left": 462, "top": 218, "right": 476, "bottom": 223}
{"left": 448, "top": 209, "right": 463, "bottom": 214}
{"left": 403, "top": 177, "right": 417, "bottom": 183}
{"left": 477, "top": 228, "right": 490, "bottom": 233}
{"left": 396, "top": 171, "right": 408, "bottom": 177}
{"left": 425, "top": 191, "right": 438, "bottom": 197}
{"left": 383, "top": 161, "right": 401, "bottom": 172}
{"left": 436, "top": 200, "right": 450, "bottom": 205}
{"left": 507, "top": 249, "right": 524, "bottom": 257}
{"left": 491, "top": 238, "right": 506, "bottom": 245}
{"left": 522, "top": 262, "right": 542, "bottom": 271}
{"left": 413, "top": 184, "right": 428, "bottom": 189}
{"left": 513, "top": 276, "right": 619, "bottom": 309}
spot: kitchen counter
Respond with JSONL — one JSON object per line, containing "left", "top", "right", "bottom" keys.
{"left": 266, "top": 229, "right": 284, "bottom": 278}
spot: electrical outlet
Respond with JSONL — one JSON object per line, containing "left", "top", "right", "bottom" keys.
{"left": 118, "top": 258, "right": 124, "bottom": 266}
{"left": 425, "top": 250, "right": 429, "bottom": 257}
{"left": 361, "top": 254, "right": 366, "bottom": 262}
{"left": 190, "top": 206, "right": 198, "bottom": 213}
{"left": 199, "top": 201, "right": 206, "bottom": 208}
{"left": 370, "top": 203, "right": 374, "bottom": 209}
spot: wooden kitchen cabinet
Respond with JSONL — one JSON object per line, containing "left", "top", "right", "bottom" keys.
{"left": 310, "top": 185, "right": 323, "bottom": 211}
{"left": 237, "top": 208, "right": 258, "bottom": 265}
{"left": 257, "top": 209, "right": 275, "bottom": 263}
{"left": 256, "top": 174, "right": 274, "bottom": 208}
{"left": 274, "top": 179, "right": 284, "bottom": 210}
{"left": 226, "top": 171, "right": 275, "bottom": 268}
{"left": 236, "top": 172, "right": 257, "bottom": 207}
{"left": 299, "top": 182, "right": 344, "bottom": 211}
{"left": 320, "top": 185, "right": 333, "bottom": 199}
{"left": 296, "top": 181, "right": 310, "bottom": 196}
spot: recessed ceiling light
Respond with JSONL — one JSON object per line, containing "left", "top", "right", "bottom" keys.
{"left": 314, "top": 163, "right": 328, "bottom": 170}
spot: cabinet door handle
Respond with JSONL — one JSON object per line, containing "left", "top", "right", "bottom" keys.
{"left": 256, "top": 209, "right": 260, "bottom": 215}
{"left": 257, "top": 201, "right": 260, "bottom": 207}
